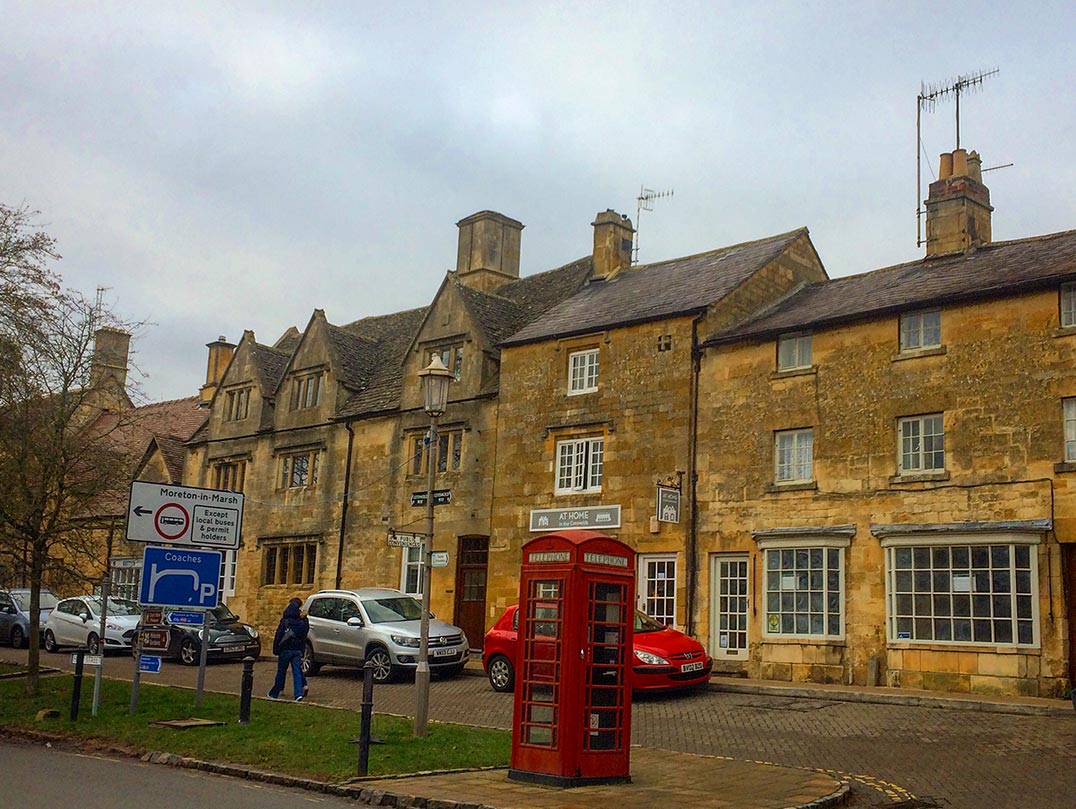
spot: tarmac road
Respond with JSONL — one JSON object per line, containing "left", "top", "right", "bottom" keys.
{"left": 5, "top": 648, "right": 1075, "bottom": 808}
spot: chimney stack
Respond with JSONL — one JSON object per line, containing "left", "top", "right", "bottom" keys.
{"left": 455, "top": 211, "right": 524, "bottom": 292}
{"left": 924, "top": 148, "right": 993, "bottom": 256}
{"left": 89, "top": 327, "right": 130, "bottom": 392}
{"left": 591, "top": 210, "right": 635, "bottom": 280}
{"left": 200, "top": 335, "right": 236, "bottom": 402}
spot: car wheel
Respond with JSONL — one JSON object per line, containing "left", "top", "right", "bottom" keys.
{"left": 9, "top": 625, "right": 25, "bottom": 649}
{"left": 487, "top": 654, "right": 514, "bottom": 692}
{"left": 301, "top": 642, "right": 321, "bottom": 676}
{"left": 366, "top": 646, "right": 394, "bottom": 683}
{"left": 179, "top": 638, "right": 200, "bottom": 665}
{"left": 87, "top": 633, "right": 101, "bottom": 655}
{"left": 43, "top": 629, "right": 58, "bottom": 653}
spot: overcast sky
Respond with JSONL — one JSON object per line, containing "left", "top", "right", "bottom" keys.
{"left": 4, "top": 1, "right": 1075, "bottom": 402}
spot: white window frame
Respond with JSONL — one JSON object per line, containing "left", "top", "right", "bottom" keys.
{"left": 1064, "top": 398, "right": 1076, "bottom": 462}
{"left": 899, "top": 310, "right": 942, "bottom": 352}
{"left": 882, "top": 532, "right": 1040, "bottom": 648}
{"left": 757, "top": 535, "right": 848, "bottom": 640}
{"left": 400, "top": 543, "right": 424, "bottom": 596}
{"left": 1061, "top": 283, "right": 1076, "bottom": 328}
{"left": 776, "top": 333, "right": 812, "bottom": 371}
{"left": 554, "top": 436, "right": 604, "bottom": 494}
{"left": 219, "top": 550, "right": 237, "bottom": 602}
{"left": 898, "top": 413, "right": 945, "bottom": 473}
{"left": 774, "top": 428, "right": 813, "bottom": 483}
{"left": 567, "top": 348, "right": 600, "bottom": 395}
{"left": 637, "top": 553, "right": 677, "bottom": 627}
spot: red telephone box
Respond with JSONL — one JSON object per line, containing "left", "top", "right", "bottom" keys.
{"left": 509, "top": 530, "right": 635, "bottom": 787}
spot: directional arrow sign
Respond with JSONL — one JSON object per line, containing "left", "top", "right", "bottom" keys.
{"left": 138, "top": 655, "right": 162, "bottom": 674}
{"left": 126, "top": 481, "right": 243, "bottom": 550}
{"left": 410, "top": 489, "right": 451, "bottom": 507}
{"left": 138, "top": 546, "right": 221, "bottom": 609}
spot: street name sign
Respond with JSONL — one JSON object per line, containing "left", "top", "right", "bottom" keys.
{"left": 138, "top": 655, "right": 162, "bottom": 674}
{"left": 387, "top": 532, "right": 424, "bottom": 548}
{"left": 410, "top": 489, "right": 451, "bottom": 507}
{"left": 138, "top": 545, "right": 222, "bottom": 609}
{"left": 71, "top": 653, "right": 102, "bottom": 667}
{"left": 529, "top": 505, "right": 622, "bottom": 532}
{"left": 126, "top": 481, "right": 243, "bottom": 550}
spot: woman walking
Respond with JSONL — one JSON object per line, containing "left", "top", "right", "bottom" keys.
{"left": 268, "top": 597, "right": 309, "bottom": 701}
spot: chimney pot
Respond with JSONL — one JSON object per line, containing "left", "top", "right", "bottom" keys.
{"left": 952, "top": 148, "right": 968, "bottom": 177}
{"left": 938, "top": 152, "right": 954, "bottom": 180}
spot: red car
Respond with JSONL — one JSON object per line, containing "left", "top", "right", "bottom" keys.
{"left": 482, "top": 604, "right": 712, "bottom": 693}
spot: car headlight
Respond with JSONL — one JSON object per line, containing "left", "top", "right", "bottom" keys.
{"left": 244, "top": 625, "right": 259, "bottom": 639}
{"left": 390, "top": 635, "right": 420, "bottom": 648}
{"left": 634, "top": 650, "right": 669, "bottom": 666}
{"left": 197, "top": 629, "right": 205, "bottom": 639}
{"left": 106, "top": 621, "right": 123, "bottom": 631}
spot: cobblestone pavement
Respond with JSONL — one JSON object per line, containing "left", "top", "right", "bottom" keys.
{"left": 7, "top": 650, "right": 1075, "bottom": 808}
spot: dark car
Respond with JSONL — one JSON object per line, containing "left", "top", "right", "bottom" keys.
{"left": 0, "top": 588, "right": 59, "bottom": 648}
{"left": 483, "top": 604, "right": 712, "bottom": 693}
{"left": 137, "top": 603, "right": 261, "bottom": 665}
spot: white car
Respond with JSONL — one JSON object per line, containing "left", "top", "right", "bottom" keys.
{"left": 43, "top": 596, "right": 142, "bottom": 655}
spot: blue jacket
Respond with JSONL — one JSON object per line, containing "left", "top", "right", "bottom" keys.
{"left": 272, "top": 601, "right": 309, "bottom": 655}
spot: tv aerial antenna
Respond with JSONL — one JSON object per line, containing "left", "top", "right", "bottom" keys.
{"left": 916, "top": 67, "right": 1004, "bottom": 247}
{"left": 633, "top": 186, "right": 673, "bottom": 265}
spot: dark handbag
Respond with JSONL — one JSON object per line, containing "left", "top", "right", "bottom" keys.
{"left": 280, "top": 627, "right": 296, "bottom": 645}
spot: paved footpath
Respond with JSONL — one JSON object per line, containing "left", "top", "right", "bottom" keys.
{"left": 6, "top": 650, "right": 1074, "bottom": 808}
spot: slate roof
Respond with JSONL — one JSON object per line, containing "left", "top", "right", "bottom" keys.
{"left": 336, "top": 307, "right": 429, "bottom": 418}
{"left": 708, "top": 229, "right": 1076, "bottom": 344}
{"left": 153, "top": 435, "right": 188, "bottom": 482}
{"left": 502, "top": 229, "right": 808, "bottom": 346}
{"left": 250, "top": 342, "right": 291, "bottom": 395}
{"left": 325, "top": 323, "right": 378, "bottom": 391}
{"left": 455, "top": 257, "right": 595, "bottom": 346}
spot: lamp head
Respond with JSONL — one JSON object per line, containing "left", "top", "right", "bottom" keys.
{"left": 419, "top": 354, "right": 454, "bottom": 416}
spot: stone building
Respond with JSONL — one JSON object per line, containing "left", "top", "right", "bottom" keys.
{"left": 695, "top": 149, "right": 1074, "bottom": 695}
{"left": 177, "top": 148, "right": 1074, "bottom": 696}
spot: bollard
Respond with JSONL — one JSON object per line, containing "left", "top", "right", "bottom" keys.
{"left": 239, "top": 656, "right": 255, "bottom": 725}
{"left": 357, "top": 659, "right": 375, "bottom": 775}
{"left": 70, "top": 649, "right": 86, "bottom": 722}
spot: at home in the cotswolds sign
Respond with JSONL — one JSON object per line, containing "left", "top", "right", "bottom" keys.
{"left": 529, "top": 505, "right": 621, "bottom": 532}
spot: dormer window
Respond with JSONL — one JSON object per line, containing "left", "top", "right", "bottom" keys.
{"left": 899, "top": 310, "right": 941, "bottom": 352}
{"left": 289, "top": 372, "right": 323, "bottom": 411}
{"left": 776, "top": 333, "right": 812, "bottom": 371}
{"left": 223, "top": 387, "right": 251, "bottom": 421}
{"left": 568, "top": 348, "right": 599, "bottom": 395}
{"left": 431, "top": 345, "right": 463, "bottom": 381}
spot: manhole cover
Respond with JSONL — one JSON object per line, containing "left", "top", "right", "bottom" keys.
{"left": 148, "top": 718, "right": 224, "bottom": 729}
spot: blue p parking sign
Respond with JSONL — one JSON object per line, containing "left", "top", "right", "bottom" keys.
{"left": 138, "top": 545, "right": 222, "bottom": 608}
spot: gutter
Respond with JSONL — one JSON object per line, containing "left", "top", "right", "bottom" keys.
{"left": 686, "top": 313, "right": 704, "bottom": 637}
{"left": 335, "top": 420, "right": 356, "bottom": 589}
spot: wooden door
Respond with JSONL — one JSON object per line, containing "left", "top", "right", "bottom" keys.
{"left": 454, "top": 536, "right": 489, "bottom": 651}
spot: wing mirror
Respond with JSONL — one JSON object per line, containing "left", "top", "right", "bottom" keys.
{"left": 346, "top": 616, "right": 364, "bottom": 627}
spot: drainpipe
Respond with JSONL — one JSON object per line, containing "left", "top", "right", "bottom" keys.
{"left": 686, "top": 314, "right": 704, "bottom": 637}
{"left": 335, "top": 420, "right": 356, "bottom": 589}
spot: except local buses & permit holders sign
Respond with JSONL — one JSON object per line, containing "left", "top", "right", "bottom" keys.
{"left": 126, "top": 481, "right": 243, "bottom": 550}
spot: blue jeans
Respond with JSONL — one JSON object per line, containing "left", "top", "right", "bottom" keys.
{"left": 269, "top": 649, "right": 304, "bottom": 699}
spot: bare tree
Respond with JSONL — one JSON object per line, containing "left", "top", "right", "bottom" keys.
{"left": 0, "top": 203, "right": 140, "bottom": 695}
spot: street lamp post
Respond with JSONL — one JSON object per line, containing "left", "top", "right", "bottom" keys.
{"left": 414, "top": 354, "right": 453, "bottom": 737}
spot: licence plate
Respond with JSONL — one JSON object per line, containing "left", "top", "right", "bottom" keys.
{"left": 221, "top": 645, "right": 245, "bottom": 653}
{"left": 432, "top": 647, "right": 456, "bottom": 658}
{"left": 681, "top": 660, "right": 704, "bottom": 673}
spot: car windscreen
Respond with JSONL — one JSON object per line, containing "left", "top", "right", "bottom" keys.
{"left": 361, "top": 596, "right": 425, "bottom": 623}
{"left": 104, "top": 598, "right": 141, "bottom": 616}
{"left": 11, "top": 591, "right": 59, "bottom": 610}
{"left": 208, "top": 604, "right": 237, "bottom": 623}
{"left": 634, "top": 611, "right": 665, "bottom": 633}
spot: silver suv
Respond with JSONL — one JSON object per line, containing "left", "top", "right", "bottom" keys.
{"left": 301, "top": 588, "right": 469, "bottom": 683}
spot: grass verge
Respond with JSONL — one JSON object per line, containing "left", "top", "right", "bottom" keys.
{"left": 0, "top": 675, "right": 509, "bottom": 781}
